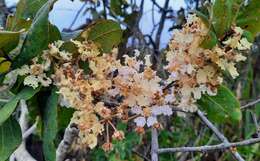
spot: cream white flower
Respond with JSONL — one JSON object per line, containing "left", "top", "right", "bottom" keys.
{"left": 145, "top": 55, "right": 152, "bottom": 67}
{"left": 17, "top": 65, "right": 30, "bottom": 75}
{"left": 237, "top": 38, "right": 252, "bottom": 50}
{"left": 147, "top": 116, "right": 158, "bottom": 127}
{"left": 24, "top": 75, "right": 39, "bottom": 89}
{"left": 131, "top": 106, "right": 144, "bottom": 115}
{"left": 151, "top": 105, "right": 173, "bottom": 116}
{"left": 134, "top": 116, "right": 146, "bottom": 127}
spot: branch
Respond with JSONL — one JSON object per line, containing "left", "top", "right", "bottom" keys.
{"left": 23, "top": 122, "right": 37, "bottom": 139}
{"left": 197, "top": 110, "right": 245, "bottom": 161}
{"left": 250, "top": 111, "right": 260, "bottom": 138}
{"left": 132, "top": 149, "right": 151, "bottom": 161}
{"left": 150, "top": 0, "right": 163, "bottom": 10}
{"left": 151, "top": 128, "right": 159, "bottom": 161}
{"left": 56, "top": 124, "right": 79, "bottom": 161}
{"left": 154, "top": 0, "right": 170, "bottom": 51}
{"left": 241, "top": 98, "right": 260, "bottom": 110}
{"left": 10, "top": 100, "right": 37, "bottom": 161}
{"left": 158, "top": 137, "right": 260, "bottom": 153}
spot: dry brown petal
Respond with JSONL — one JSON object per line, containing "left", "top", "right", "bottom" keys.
{"left": 102, "top": 142, "right": 113, "bottom": 152}
{"left": 135, "top": 127, "right": 145, "bottom": 135}
{"left": 112, "top": 130, "right": 125, "bottom": 140}
{"left": 143, "top": 107, "right": 151, "bottom": 117}
{"left": 31, "top": 64, "right": 44, "bottom": 75}
{"left": 167, "top": 61, "right": 181, "bottom": 72}
{"left": 143, "top": 67, "right": 154, "bottom": 80}
{"left": 153, "top": 123, "right": 162, "bottom": 129}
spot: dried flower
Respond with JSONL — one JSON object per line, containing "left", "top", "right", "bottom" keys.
{"left": 102, "top": 142, "right": 113, "bottom": 152}
{"left": 112, "top": 130, "right": 125, "bottom": 140}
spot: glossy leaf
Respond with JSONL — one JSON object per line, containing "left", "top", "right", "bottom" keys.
{"left": 0, "top": 117, "right": 22, "bottom": 161}
{"left": 0, "top": 57, "right": 11, "bottom": 74}
{"left": 43, "top": 87, "right": 59, "bottom": 161}
{"left": 111, "top": 0, "right": 123, "bottom": 15}
{"left": 12, "top": 0, "right": 59, "bottom": 68}
{"left": 81, "top": 20, "right": 123, "bottom": 52}
{"left": 198, "top": 85, "right": 242, "bottom": 123}
{"left": 212, "top": 0, "right": 241, "bottom": 38}
{"left": 57, "top": 107, "right": 74, "bottom": 131}
{"left": 5, "top": 15, "right": 32, "bottom": 31}
{"left": 49, "top": 23, "right": 62, "bottom": 43}
{"left": 0, "top": 87, "right": 40, "bottom": 125}
{"left": 236, "top": 0, "right": 260, "bottom": 37}
{"left": 0, "top": 31, "right": 20, "bottom": 53}
{"left": 7, "top": 0, "right": 48, "bottom": 31}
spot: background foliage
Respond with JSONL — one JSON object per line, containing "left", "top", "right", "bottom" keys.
{"left": 1, "top": 0, "right": 260, "bottom": 161}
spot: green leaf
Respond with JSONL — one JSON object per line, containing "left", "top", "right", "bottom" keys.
{"left": 124, "top": 12, "right": 138, "bottom": 28}
{"left": 78, "top": 60, "right": 90, "bottom": 75}
{"left": 0, "top": 57, "right": 11, "bottom": 74}
{"left": 212, "top": 0, "right": 241, "bottom": 38}
{"left": 242, "top": 30, "right": 254, "bottom": 43}
{"left": 198, "top": 85, "right": 242, "bottom": 123}
{"left": 12, "top": 0, "right": 59, "bottom": 69}
{"left": 43, "top": 87, "right": 59, "bottom": 161}
{"left": 49, "top": 23, "right": 62, "bottom": 42}
{"left": 0, "top": 117, "right": 22, "bottom": 161}
{"left": 111, "top": 0, "right": 123, "bottom": 15}
{"left": 236, "top": 0, "right": 260, "bottom": 37}
{"left": 15, "top": 0, "right": 49, "bottom": 20}
{"left": 0, "top": 87, "right": 40, "bottom": 126}
{"left": 195, "top": 11, "right": 219, "bottom": 49}
{"left": 5, "top": 15, "right": 32, "bottom": 31}
{"left": 57, "top": 107, "right": 74, "bottom": 131}
{"left": 8, "top": 0, "right": 48, "bottom": 31}
{"left": 81, "top": 20, "right": 123, "bottom": 52}
{"left": 0, "top": 31, "right": 20, "bottom": 53}
{"left": 195, "top": 10, "right": 210, "bottom": 26}
{"left": 200, "top": 30, "right": 218, "bottom": 49}
{"left": 242, "top": 64, "right": 253, "bottom": 99}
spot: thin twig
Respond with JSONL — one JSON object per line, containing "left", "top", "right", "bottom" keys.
{"left": 250, "top": 111, "right": 260, "bottom": 138}
{"left": 158, "top": 137, "right": 260, "bottom": 153}
{"left": 67, "top": 1, "right": 87, "bottom": 30}
{"left": 23, "top": 122, "right": 37, "bottom": 139}
{"left": 150, "top": 0, "right": 163, "bottom": 10}
{"left": 241, "top": 98, "right": 260, "bottom": 110}
{"left": 132, "top": 149, "right": 151, "bottom": 161}
{"left": 197, "top": 110, "right": 245, "bottom": 161}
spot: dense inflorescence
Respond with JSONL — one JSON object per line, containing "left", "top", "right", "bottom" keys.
{"left": 52, "top": 43, "right": 174, "bottom": 149}
{"left": 3, "top": 14, "right": 252, "bottom": 151}
{"left": 165, "top": 14, "right": 251, "bottom": 112}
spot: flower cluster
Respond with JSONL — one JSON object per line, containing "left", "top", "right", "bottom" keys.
{"left": 52, "top": 41, "right": 174, "bottom": 149}
{"left": 3, "top": 14, "right": 252, "bottom": 151}
{"left": 165, "top": 14, "right": 251, "bottom": 112}
{"left": 3, "top": 40, "right": 72, "bottom": 89}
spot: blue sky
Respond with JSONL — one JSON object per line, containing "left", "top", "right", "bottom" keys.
{"left": 6, "top": 0, "right": 186, "bottom": 47}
